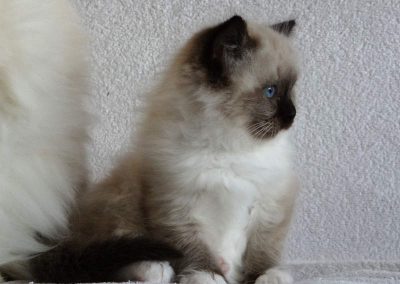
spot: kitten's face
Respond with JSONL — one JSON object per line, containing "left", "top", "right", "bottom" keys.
{"left": 178, "top": 16, "right": 298, "bottom": 140}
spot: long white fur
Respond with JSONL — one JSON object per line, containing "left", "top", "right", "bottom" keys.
{"left": 0, "top": 0, "right": 88, "bottom": 265}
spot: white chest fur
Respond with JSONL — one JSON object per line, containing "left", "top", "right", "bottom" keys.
{"left": 171, "top": 132, "right": 293, "bottom": 283}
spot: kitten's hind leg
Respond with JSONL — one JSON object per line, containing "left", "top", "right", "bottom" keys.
{"left": 118, "top": 261, "right": 174, "bottom": 282}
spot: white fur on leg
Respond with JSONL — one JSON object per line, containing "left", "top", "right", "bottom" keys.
{"left": 0, "top": 273, "right": 4, "bottom": 282}
{"left": 255, "top": 268, "right": 293, "bottom": 284}
{"left": 118, "top": 261, "right": 174, "bottom": 283}
{"left": 180, "top": 271, "right": 227, "bottom": 284}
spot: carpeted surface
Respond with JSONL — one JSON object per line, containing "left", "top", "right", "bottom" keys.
{"left": 70, "top": 0, "right": 400, "bottom": 283}
{"left": 287, "top": 262, "right": 400, "bottom": 283}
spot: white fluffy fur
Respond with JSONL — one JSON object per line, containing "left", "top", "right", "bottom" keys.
{"left": 0, "top": 0, "right": 88, "bottom": 265}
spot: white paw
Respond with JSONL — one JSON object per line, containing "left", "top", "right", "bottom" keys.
{"left": 0, "top": 273, "right": 4, "bottom": 282}
{"left": 180, "top": 271, "right": 227, "bottom": 284}
{"left": 119, "top": 261, "right": 174, "bottom": 282}
{"left": 255, "top": 268, "right": 293, "bottom": 284}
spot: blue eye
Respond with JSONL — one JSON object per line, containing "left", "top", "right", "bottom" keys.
{"left": 264, "top": 85, "right": 276, "bottom": 98}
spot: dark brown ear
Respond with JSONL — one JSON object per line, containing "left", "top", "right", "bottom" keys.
{"left": 201, "top": 15, "right": 252, "bottom": 87}
{"left": 272, "top": 20, "right": 296, "bottom": 36}
{"left": 212, "top": 15, "right": 249, "bottom": 61}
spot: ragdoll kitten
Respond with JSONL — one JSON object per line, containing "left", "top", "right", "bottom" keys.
{"left": 0, "top": 0, "right": 88, "bottom": 278}
{"left": 136, "top": 15, "right": 298, "bottom": 284}
{"left": 30, "top": 15, "right": 299, "bottom": 284}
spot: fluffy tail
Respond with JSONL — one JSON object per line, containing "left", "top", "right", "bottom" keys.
{"left": 30, "top": 237, "right": 181, "bottom": 283}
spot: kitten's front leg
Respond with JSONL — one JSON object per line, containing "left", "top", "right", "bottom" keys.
{"left": 242, "top": 223, "right": 293, "bottom": 284}
{"left": 173, "top": 233, "right": 227, "bottom": 284}
{"left": 149, "top": 224, "right": 226, "bottom": 284}
{"left": 242, "top": 190, "right": 296, "bottom": 284}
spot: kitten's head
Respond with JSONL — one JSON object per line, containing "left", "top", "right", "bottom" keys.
{"left": 175, "top": 15, "right": 298, "bottom": 140}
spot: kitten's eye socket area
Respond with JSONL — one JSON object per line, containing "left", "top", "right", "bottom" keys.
{"left": 263, "top": 85, "right": 277, "bottom": 98}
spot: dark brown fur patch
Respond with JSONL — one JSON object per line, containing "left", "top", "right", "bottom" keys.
{"left": 30, "top": 237, "right": 181, "bottom": 283}
{"left": 183, "top": 15, "right": 258, "bottom": 89}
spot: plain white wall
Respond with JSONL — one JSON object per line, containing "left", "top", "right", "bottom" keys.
{"left": 72, "top": 0, "right": 400, "bottom": 263}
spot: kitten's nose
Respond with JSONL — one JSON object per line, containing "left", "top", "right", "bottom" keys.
{"left": 283, "top": 108, "right": 296, "bottom": 123}
{"left": 279, "top": 101, "right": 296, "bottom": 127}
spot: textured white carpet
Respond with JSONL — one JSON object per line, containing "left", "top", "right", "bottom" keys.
{"left": 71, "top": 0, "right": 400, "bottom": 282}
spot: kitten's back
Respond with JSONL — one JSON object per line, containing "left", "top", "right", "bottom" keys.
{"left": 0, "top": 0, "right": 88, "bottom": 265}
